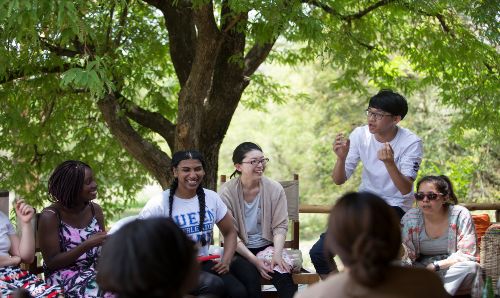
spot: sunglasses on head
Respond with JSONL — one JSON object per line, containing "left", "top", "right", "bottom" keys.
{"left": 415, "top": 192, "right": 443, "bottom": 201}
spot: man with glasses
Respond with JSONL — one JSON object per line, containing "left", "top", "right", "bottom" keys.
{"left": 310, "top": 89, "right": 423, "bottom": 279}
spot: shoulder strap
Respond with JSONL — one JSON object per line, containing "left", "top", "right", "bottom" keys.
{"left": 89, "top": 202, "right": 96, "bottom": 217}
{"left": 44, "top": 207, "right": 62, "bottom": 224}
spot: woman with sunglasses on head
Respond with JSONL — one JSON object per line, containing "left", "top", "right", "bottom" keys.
{"left": 219, "top": 142, "right": 297, "bottom": 298}
{"left": 401, "top": 175, "right": 480, "bottom": 296}
{"left": 139, "top": 150, "right": 243, "bottom": 298}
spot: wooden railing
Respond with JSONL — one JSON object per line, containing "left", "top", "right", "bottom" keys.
{"left": 300, "top": 202, "right": 500, "bottom": 221}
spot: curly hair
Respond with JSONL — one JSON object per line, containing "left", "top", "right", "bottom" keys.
{"left": 48, "top": 160, "right": 91, "bottom": 208}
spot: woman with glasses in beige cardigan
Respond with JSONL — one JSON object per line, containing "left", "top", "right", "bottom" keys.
{"left": 219, "top": 142, "right": 297, "bottom": 298}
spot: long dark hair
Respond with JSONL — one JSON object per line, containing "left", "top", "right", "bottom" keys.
{"left": 97, "top": 218, "right": 198, "bottom": 298}
{"left": 326, "top": 192, "right": 401, "bottom": 288}
{"left": 416, "top": 175, "right": 458, "bottom": 205}
{"left": 230, "top": 142, "right": 263, "bottom": 179}
{"left": 169, "top": 150, "right": 208, "bottom": 246}
{"left": 48, "top": 160, "right": 92, "bottom": 208}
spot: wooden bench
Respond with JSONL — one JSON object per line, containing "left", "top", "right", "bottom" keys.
{"left": 219, "top": 174, "right": 320, "bottom": 297}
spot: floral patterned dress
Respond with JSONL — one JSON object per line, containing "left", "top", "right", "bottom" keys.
{"left": 43, "top": 203, "right": 108, "bottom": 298}
{"left": 0, "top": 212, "right": 62, "bottom": 298}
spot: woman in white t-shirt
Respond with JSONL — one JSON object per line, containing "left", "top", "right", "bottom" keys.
{"left": 139, "top": 150, "right": 244, "bottom": 298}
{"left": 0, "top": 199, "right": 62, "bottom": 297}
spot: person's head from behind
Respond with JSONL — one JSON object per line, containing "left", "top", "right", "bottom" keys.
{"left": 169, "top": 150, "right": 209, "bottom": 245}
{"left": 326, "top": 192, "right": 401, "bottom": 288}
{"left": 415, "top": 175, "right": 458, "bottom": 214}
{"left": 230, "top": 142, "right": 268, "bottom": 179}
{"left": 48, "top": 160, "right": 97, "bottom": 209}
{"left": 97, "top": 217, "right": 199, "bottom": 298}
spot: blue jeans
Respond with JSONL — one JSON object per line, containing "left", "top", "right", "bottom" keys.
{"left": 309, "top": 205, "right": 406, "bottom": 275}
{"left": 309, "top": 232, "right": 336, "bottom": 275}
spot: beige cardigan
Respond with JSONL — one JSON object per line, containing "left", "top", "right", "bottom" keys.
{"left": 219, "top": 176, "right": 288, "bottom": 245}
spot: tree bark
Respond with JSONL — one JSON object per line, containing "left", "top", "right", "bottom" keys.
{"left": 98, "top": 93, "right": 172, "bottom": 188}
{"left": 98, "top": 1, "right": 275, "bottom": 191}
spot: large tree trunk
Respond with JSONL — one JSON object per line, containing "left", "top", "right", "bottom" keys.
{"left": 98, "top": 1, "right": 273, "bottom": 192}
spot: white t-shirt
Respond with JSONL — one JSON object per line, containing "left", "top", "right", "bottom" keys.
{"left": 0, "top": 211, "right": 16, "bottom": 256}
{"left": 139, "top": 188, "right": 227, "bottom": 256}
{"left": 345, "top": 125, "right": 423, "bottom": 211}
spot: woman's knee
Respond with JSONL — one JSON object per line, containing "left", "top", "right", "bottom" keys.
{"left": 230, "top": 257, "right": 261, "bottom": 294}
{"left": 309, "top": 234, "right": 326, "bottom": 258}
{"left": 195, "top": 271, "right": 225, "bottom": 297}
{"left": 450, "top": 261, "right": 480, "bottom": 274}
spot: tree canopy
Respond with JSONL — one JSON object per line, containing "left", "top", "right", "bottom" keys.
{"left": 1, "top": 0, "right": 498, "bottom": 214}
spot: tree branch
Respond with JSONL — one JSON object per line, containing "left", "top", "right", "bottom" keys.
{"left": 39, "top": 37, "right": 80, "bottom": 57}
{"left": 301, "top": 0, "right": 342, "bottom": 18}
{"left": 222, "top": 13, "right": 245, "bottom": 33}
{"left": 345, "top": 31, "right": 377, "bottom": 51}
{"left": 202, "top": 1, "right": 248, "bottom": 142}
{"left": 114, "top": 1, "right": 130, "bottom": 48}
{"left": 176, "top": 1, "right": 222, "bottom": 150}
{"left": 97, "top": 92, "right": 172, "bottom": 188}
{"left": 435, "top": 14, "right": 452, "bottom": 35}
{"left": 398, "top": 2, "right": 456, "bottom": 38}
{"left": 343, "top": 0, "right": 394, "bottom": 21}
{"left": 105, "top": 2, "right": 115, "bottom": 51}
{"left": 119, "top": 97, "right": 176, "bottom": 151}
{"left": 142, "top": 0, "right": 196, "bottom": 87}
{"left": 0, "top": 63, "right": 72, "bottom": 84}
{"left": 303, "top": 0, "right": 394, "bottom": 21}
{"left": 243, "top": 41, "right": 276, "bottom": 77}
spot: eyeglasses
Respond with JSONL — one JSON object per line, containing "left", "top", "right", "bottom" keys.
{"left": 241, "top": 158, "right": 269, "bottom": 166}
{"left": 415, "top": 192, "right": 443, "bottom": 201}
{"left": 365, "top": 109, "right": 393, "bottom": 120}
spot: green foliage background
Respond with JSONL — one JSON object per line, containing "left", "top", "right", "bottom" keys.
{"left": 0, "top": 0, "right": 498, "bottom": 222}
{"left": 218, "top": 61, "right": 499, "bottom": 238}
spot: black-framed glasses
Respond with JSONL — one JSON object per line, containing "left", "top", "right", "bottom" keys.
{"left": 365, "top": 109, "right": 393, "bottom": 120}
{"left": 415, "top": 192, "right": 443, "bottom": 201}
{"left": 241, "top": 158, "right": 269, "bottom": 166}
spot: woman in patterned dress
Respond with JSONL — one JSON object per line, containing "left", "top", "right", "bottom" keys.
{"left": 0, "top": 199, "right": 62, "bottom": 298}
{"left": 38, "top": 160, "right": 109, "bottom": 297}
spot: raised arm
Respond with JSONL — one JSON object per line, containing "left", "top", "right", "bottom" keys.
{"left": 8, "top": 200, "right": 36, "bottom": 264}
{"left": 331, "top": 133, "right": 351, "bottom": 185}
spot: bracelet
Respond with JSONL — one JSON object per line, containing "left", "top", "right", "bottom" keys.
{"left": 433, "top": 261, "right": 441, "bottom": 272}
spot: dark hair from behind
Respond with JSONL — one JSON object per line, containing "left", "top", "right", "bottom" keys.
{"left": 168, "top": 150, "right": 209, "bottom": 245}
{"left": 325, "top": 192, "right": 401, "bottom": 288}
{"left": 48, "top": 160, "right": 91, "bottom": 209}
{"left": 368, "top": 89, "right": 408, "bottom": 119}
{"left": 230, "top": 142, "right": 263, "bottom": 179}
{"left": 416, "top": 175, "right": 458, "bottom": 205}
{"left": 97, "top": 217, "right": 198, "bottom": 298}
